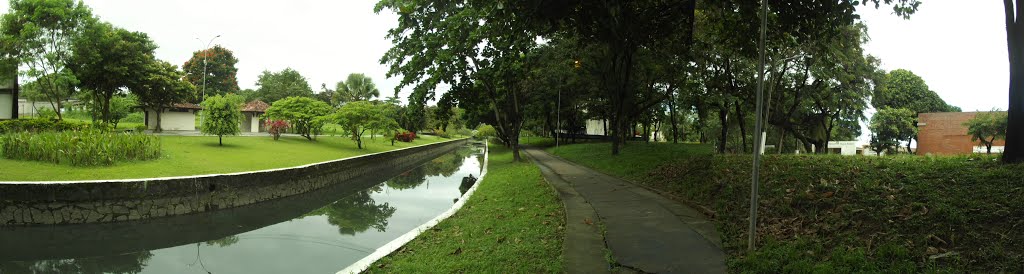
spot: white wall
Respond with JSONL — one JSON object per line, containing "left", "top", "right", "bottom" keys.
{"left": 585, "top": 119, "right": 605, "bottom": 136}
{"left": 827, "top": 141, "right": 859, "bottom": 156}
{"left": 146, "top": 109, "right": 196, "bottom": 131}
{"left": 0, "top": 93, "right": 12, "bottom": 119}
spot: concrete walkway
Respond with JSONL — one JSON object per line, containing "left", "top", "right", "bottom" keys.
{"left": 524, "top": 148, "right": 726, "bottom": 274}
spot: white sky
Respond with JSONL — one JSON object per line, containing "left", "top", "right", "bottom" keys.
{"left": 1, "top": 1, "right": 1011, "bottom": 142}
{"left": 1, "top": 0, "right": 411, "bottom": 100}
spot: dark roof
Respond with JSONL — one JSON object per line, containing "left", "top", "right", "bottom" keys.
{"left": 241, "top": 100, "right": 270, "bottom": 112}
{"left": 172, "top": 102, "right": 202, "bottom": 110}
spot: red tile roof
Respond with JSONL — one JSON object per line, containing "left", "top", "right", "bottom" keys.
{"left": 172, "top": 102, "right": 202, "bottom": 109}
{"left": 241, "top": 100, "right": 270, "bottom": 112}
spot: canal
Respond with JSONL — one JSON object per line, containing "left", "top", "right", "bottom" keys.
{"left": 0, "top": 143, "right": 486, "bottom": 273}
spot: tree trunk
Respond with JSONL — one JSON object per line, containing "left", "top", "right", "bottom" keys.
{"left": 735, "top": 102, "right": 747, "bottom": 153}
{"left": 717, "top": 104, "right": 729, "bottom": 153}
{"left": 669, "top": 95, "right": 679, "bottom": 144}
{"left": 906, "top": 138, "right": 914, "bottom": 154}
{"left": 155, "top": 109, "right": 164, "bottom": 133}
{"left": 219, "top": 135, "right": 223, "bottom": 146}
{"left": 1003, "top": 0, "right": 1024, "bottom": 163}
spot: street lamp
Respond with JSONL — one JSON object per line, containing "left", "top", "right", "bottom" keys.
{"left": 195, "top": 35, "right": 221, "bottom": 126}
{"left": 748, "top": 0, "right": 769, "bottom": 252}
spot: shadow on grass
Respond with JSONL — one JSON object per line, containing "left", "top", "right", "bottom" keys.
{"left": 200, "top": 142, "right": 245, "bottom": 148}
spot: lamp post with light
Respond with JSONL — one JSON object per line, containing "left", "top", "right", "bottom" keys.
{"left": 195, "top": 35, "right": 221, "bottom": 126}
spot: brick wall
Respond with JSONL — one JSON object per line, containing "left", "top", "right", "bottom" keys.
{"left": 917, "top": 112, "right": 1006, "bottom": 155}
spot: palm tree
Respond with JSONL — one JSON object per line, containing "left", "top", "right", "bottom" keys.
{"left": 333, "top": 73, "right": 380, "bottom": 106}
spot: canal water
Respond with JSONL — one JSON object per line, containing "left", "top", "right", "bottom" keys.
{"left": 0, "top": 143, "right": 486, "bottom": 274}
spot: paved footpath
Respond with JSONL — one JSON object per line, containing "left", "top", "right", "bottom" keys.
{"left": 524, "top": 148, "right": 726, "bottom": 274}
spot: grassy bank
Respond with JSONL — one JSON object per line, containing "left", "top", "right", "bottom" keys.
{"left": 369, "top": 144, "right": 565, "bottom": 273}
{"left": 0, "top": 135, "right": 445, "bottom": 181}
{"left": 550, "top": 142, "right": 1024, "bottom": 272}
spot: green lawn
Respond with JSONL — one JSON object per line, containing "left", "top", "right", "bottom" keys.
{"left": 548, "top": 141, "right": 713, "bottom": 181}
{"left": 369, "top": 144, "right": 565, "bottom": 273}
{"left": 0, "top": 135, "right": 447, "bottom": 181}
{"left": 550, "top": 142, "right": 1024, "bottom": 272}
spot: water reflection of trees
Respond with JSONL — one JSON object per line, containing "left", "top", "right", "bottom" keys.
{"left": 308, "top": 190, "right": 397, "bottom": 235}
{"left": 0, "top": 251, "right": 153, "bottom": 274}
{"left": 385, "top": 147, "right": 478, "bottom": 190}
{"left": 205, "top": 235, "right": 240, "bottom": 247}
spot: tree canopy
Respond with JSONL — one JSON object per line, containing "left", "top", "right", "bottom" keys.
{"left": 132, "top": 60, "right": 196, "bottom": 132}
{"left": 200, "top": 94, "right": 243, "bottom": 146}
{"left": 332, "top": 100, "right": 400, "bottom": 149}
{"left": 68, "top": 20, "right": 156, "bottom": 124}
{"left": 264, "top": 96, "right": 333, "bottom": 141}
{"left": 965, "top": 110, "right": 1008, "bottom": 154}
{"left": 182, "top": 45, "right": 240, "bottom": 98}
{"left": 254, "top": 68, "right": 314, "bottom": 103}
{"left": 333, "top": 73, "right": 380, "bottom": 106}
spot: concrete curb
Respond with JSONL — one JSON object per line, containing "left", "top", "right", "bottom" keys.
{"left": 337, "top": 140, "right": 490, "bottom": 274}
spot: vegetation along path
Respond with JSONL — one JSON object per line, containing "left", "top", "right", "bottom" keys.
{"left": 523, "top": 147, "right": 726, "bottom": 273}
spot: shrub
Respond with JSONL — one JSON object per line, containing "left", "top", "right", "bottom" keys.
{"left": 434, "top": 128, "right": 450, "bottom": 138}
{"left": 36, "top": 108, "right": 57, "bottom": 119}
{"left": 474, "top": 124, "right": 496, "bottom": 139}
{"left": 265, "top": 119, "right": 290, "bottom": 141}
{"left": 134, "top": 124, "right": 148, "bottom": 133}
{"left": 124, "top": 112, "right": 145, "bottom": 123}
{"left": 0, "top": 119, "right": 88, "bottom": 134}
{"left": 395, "top": 131, "right": 416, "bottom": 142}
{"left": 1, "top": 130, "right": 161, "bottom": 166}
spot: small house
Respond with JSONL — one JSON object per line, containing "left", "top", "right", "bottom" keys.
{"left": 240, "top": 100, "right": 269, "bottom": 133}
{"left": 143, "top": 103, "right": 201, "bottom": 131}
{"left": 0, "top": 64, "right": 16, "bottom": 120}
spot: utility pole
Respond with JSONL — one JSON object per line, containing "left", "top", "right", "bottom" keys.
{"left": 748, "top": 0, "right": 769, "bottom": 251}
{"left": 196, "top": 35, "right": 221, "bottom": 126}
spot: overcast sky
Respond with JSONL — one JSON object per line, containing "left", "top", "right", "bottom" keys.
{"left": 1, "top": 1, "right": 1011, "bottom": 137}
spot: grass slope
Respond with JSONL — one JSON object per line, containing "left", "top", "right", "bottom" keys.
{"left": 368, "top": 144, "right": 565, "bottom": 273}
{"left": 550, "top": 142, "right": 1024, "bottom": 272}
{"left": 0, "top": 135, "right": 445, "bottom": 181}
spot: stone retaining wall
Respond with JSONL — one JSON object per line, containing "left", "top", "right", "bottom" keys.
{"left": 0, "top": 138, "right": 468, "bottom": 226}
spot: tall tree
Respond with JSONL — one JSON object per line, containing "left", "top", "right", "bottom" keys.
{"left": 873, "top": 69, "right": 957, "bottom": 153}
{"left": 1, "top": 0, "right": 93, "bottom": 120}
{"left": 131, "top": 60, "right": 196, "bottom": 132}
{"left": 68, "top": 20, "right": 156, "bottom": 124}
{"left": 333, "top": 73, "right": 380, "bottom": 105}
{"left": 254, "top": 68, "right": 314, "bottom": 103}
{"left": 333, "top": 101, "right": 400, "bottom": 149}
{"left": 182, "top": 45, "right": 239, "bottom": 99}
{"left": 1003, "top": 0, "right": 1024, "bottom": 163}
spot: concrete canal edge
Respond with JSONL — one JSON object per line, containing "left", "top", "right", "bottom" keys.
{"left": 0, "top": 138, "right": 470, "bottom": 226}
{"left": 336, "top": 141, "right": 490, "bottom": 274}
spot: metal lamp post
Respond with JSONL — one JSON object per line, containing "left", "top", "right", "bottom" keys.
{"left": 748, "top": 0, "right": 769, "bottom": 251}
{"left": 195, "top": 35, "right": 221, "bottom": 126}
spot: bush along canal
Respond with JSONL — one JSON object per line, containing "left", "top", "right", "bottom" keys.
{"left": 0, "top": 141, "right": 487, "bottom": 274}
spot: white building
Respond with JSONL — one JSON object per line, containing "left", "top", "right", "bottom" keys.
{"left": 0, "top": 68, "right": 15, "bottom": 120}
{"left": 144, "top": 103, "right": 201, "bottom": 131}
{"left": 826, "top": 141, "right": 860, "bottom": 155}
{"left": 240, "top": 100, "right": 269, "bottom": 133}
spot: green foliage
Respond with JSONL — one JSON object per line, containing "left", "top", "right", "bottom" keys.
{"left": 370, "top": 145, "right": 565, "bottom": 273}
{"left": 473, "top": 124, "right": 496, "bottom": 139}
{"left": 108, "top": 95, "right": 137, "bottom": 128}
{"left": 964, "top": 110, "right": 1008, "bottom": 154}
{"left": 254, "top": 68, "right": 314, "bottom": 103}
{"left": 131, "top": 59, "right": 195, "bottom": 132}
{"left": 69, "top": 19, "right": 156, "bottom": 124}
{"left": 333, "top": 73, "right": 380, "bottom": 106}
{"left": 869, "top": 108, "right": 916, "bottom": 155}
{"left": 1, "top": 130, "right": 160, "bottom": 166}
{"left": 874, "top": 69, "right": 959, "bottom": 114}
{"left": 264, "top": 96, "right": 333, "bottom": 141}
{"left": 1, "top": 0, "right": 93, "bottom": 120}
{"left": 552, "top": 142, "right": 1024, "bottom": 272}
{"left": 332, "top": 101, "right": 400, "bottom": 149}
{"left": 35, "top": 107, "right": 57, "bottom": 119}
{"left": 182, "top": 45, "right": 240, "bottom": 97}
{"left": 0, "top": 118, "right": 87, "bottom": 133}
{"left": 200, "top": 94, "right": 242, "bottom": 145}
{"left": 0, "top": 135, "right": 446, "bottom": 181}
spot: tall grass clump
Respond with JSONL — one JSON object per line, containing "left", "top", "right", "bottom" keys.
{"left": 1, "top": 130, "right": 161, "bottom": 166}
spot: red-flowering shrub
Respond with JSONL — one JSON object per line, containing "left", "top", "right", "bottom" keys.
{"left": 394, "top": 131, "right": 416, "bottom": 142}
{"left": 265, "top": 119, "right": 290, "bottom": 140}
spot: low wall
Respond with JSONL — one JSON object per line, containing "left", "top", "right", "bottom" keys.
{"left": 0, "top": 138, "right": 469, "bottom": 226}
